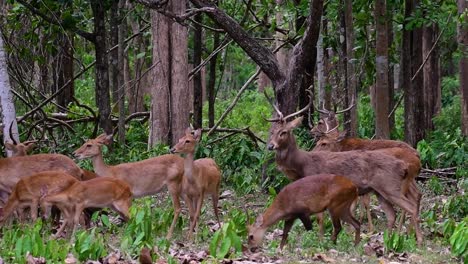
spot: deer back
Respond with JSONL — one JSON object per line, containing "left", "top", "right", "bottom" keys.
{"left": 0, "top": 154, "right": 82, "bottom": 193}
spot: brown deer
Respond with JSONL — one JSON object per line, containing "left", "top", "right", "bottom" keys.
{"left": 73, "top": 133, "right": 185, "bottom": 239}
{"left": 4, "top": 122, "right": 37, "bottom": 157}
{"left": 0, "top": 154, "right": 83, "bottom": 207}
{"left": 312, "top": 115, "right": 422, "bottom": 232}
{"left": 170, "top": 128, "right": 222, "bottom": 237}
{"left": 41, "top": 177, "right": 132, "bottom": 238}
{"left": 0, "top": 171, "right": 79, "bottom": 223}
{"left": 247, "top": 174, "right": 360, "bottom": 251}
{"left": 267, "top": 115, "right": 423, "bottom": 245}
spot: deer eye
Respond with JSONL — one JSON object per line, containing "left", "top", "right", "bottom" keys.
{"left": 185, "top": 140, "right": 190, "bottom": 144}
{"left": 86, "top": 144, "right": 92, "bottom": 148}
{"left": 248, "top": 235, "right": 254, "bottom": 240}
{"left": 280, "top": 131, "right": 287, "bottom": 137}
{"left": 318, "top": 120, "right": 323, "bottom": 124}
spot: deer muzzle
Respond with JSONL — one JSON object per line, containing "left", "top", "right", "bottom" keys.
{"left": 267, "top": 144, "right": 276, "bottom": 150}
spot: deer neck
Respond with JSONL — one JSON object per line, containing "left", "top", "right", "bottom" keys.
{"left": 276, "top": 137, "right": 301, "bottom": 165}
{"left": 183, "top": 152, "right": 195, "bottom": 182}
{"left": 261, "top": 204, "right": 286, "bottom": 229}
{"left": 90, "top": 151, "right": 111, "bottom": 176}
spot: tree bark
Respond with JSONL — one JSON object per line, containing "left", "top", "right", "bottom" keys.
{"left": 0, "top": 30, "right": 19, "bottom": 156}
{"left": 117, "top": 0, "right": 127, "bottom": 143}
{"left": 344, "top": 0, "right": 357, "bottom": 137}
{"left": 423, "top": 23, "right": 441, "bottom": 131}
{"left": 91, "top": 0, "right": 112, "bottom": 134}
{"left": 170, "top": 0, "right": 190, "bottom": 144}
{"left": 149, "top": 10, "right": 171, "bottom": 145}
{"left": 458, "top": 0, "right": 468, "bottom": 136}
{"left": 207, "top": 32, "right": 220, "bottom": 128}
{"left": 402, "top": 0, "right": 425, "bottom": 146}
{"left": 375, "top": 0, "right": 390, "bottom": 139}
{"left": 55, "top": 32, "right": 74, "bottom": 109}
{"left": 110, "top": 0, "right": 119, "bottom": 110}
{"left": 193, "top": 13, "right": 203, "bottom": 129}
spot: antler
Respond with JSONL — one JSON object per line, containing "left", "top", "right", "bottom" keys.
{"left": 282, "top": 89, "right": 313, "bottom": 121}
{"left": 315, "top": 101, "right": 330, "bottom": 115}
{"left": 263, "top": 90, "right": 284, "bottom": 122}
{"left": 8, "top": 121, "right": 18, "bottom": 145}
{"left": 335, "top": 97, "right": 355, "bottom": 114}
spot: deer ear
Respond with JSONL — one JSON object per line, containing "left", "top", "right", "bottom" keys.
{"left": 24, "top": 142, "right": 36, "bottom": 152}
{"left": 254, "top": 215, "right": 263, "bottom": 227}
{"left": 4, "top": 142, "right": 14, "bottom": 150}
{"left": 337, "top": 131, "right": 347, "bottom": 142}
{"left": 287, "top": 116, "right": 304, "bottom": 130}
{"left": 103, "top": 134, "right": 113, "bottom": 145}
{"left": 193, "top": 129, "right": 202, "bottom": 141}
{"left": 327, "top": 111, "right": 336, "bottom": 120}
{"left": 185, "top": 127, "right": 192, "bottom": 136}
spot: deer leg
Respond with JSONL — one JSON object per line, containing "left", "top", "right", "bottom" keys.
{"left": 316, "top": 212, "right": 324, "bottom": 239}
{"left": 341, "top": 200, "right": 361, "bottom": 245}
{"left": 280, "top": 219, "right": 295, "bottom": 250}
{"left": 30, "top": 199, "right": 39, "bottom": 222}
{"left": 328, "top": 209, "right": 342, "bottom": 244}
{"left": 167, "top": 185, "right": 182, "bottom": 239}
{"left": 376, "top": 193, "right": 396, "bottom": 229}
{"left": 212, "top": 193, "right": 221, "bottom": 228}
{"left": 298, "top": 213, "right": 313, "bottom": 231}
{"left": 360, "top": 194, "right": 373, "bottom": 233}
{"left": 193, "top": 192, "right": 205, "bottom": 234}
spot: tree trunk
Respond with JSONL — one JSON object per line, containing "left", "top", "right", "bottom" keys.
{"left": 192, "top": 13, "right": 203, "bottom": 129}
{"left": 387, "top": 3, "right": 395, "bottom": 132}
{"left": 207, "top": 32, "right": 219, "bottom": 128}
{"left": 375, "top": 0, "right": 390, "bottom": 139}
{"left": 170, "top": 0, "right": 190, "bottom": 144}
{"left": 0, "top": 30, "right": 19, "bottom": 156}
{"left": 402, "top": 0, "right": 425, "bottom": 146}
{"left": 344, "top": 0, "right": 357, "bottom": 137}
{"left": 149, "top": 10, "right": 171, "bottom": 145}
{"left": 423, "top": 23, "right": 441, "bottom": 131}
{"left": 55, "top": 32, "right": 74, "bottom": 109}
{"left": 117, "top": 0, "right": 127, "bottom": 143}
{"left": 91, "top": 0, "right": 112, "bottom": 134}
{"left": 110, "top": 0, "right": 119, "bottom": 110}
{"left": 459, "top": 0, "right": 468, "bottom": 136}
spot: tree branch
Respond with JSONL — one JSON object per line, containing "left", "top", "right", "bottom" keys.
{"left": 16, "top": 0, "right": 95, "bottom": 42}
{"left": 189, "top": 0, "right": 284, "bottom": 86}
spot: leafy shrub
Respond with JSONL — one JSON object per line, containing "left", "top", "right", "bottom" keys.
{"left": 383, "top": 230, "right": 417, "bottom": 253}
{"left": 448, "top": 218, "right": 468, "bottom": 260}
{"left": 209, "top": 220, "right": 243, "bottom": 259}
{"left": 73, "top": 228, "right": 107, "bottom": 261}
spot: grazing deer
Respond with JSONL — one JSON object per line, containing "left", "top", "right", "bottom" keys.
{"left": 73, "top": 134, "right": 185, "bottom": 239}
{"left": 312, "top": 113, "right": 422, "bottom": 232}
{"left": 266, "top": 114, "right": 423, "bottom": 245}
{"left": 170, "top": 128, "right": 222, "bottom": 237}
{"left": 41, "top": 177, "right": 132, "bottom": 238}
{"left": 247, "top": 174, "right": 360, "bottom": 251}
{"left": 0, "top": 171, "right": 79, "bottom": 223}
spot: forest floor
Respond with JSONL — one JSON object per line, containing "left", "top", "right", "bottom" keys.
{"left": 0, "top": 179, "right": 463, "bottom": 264}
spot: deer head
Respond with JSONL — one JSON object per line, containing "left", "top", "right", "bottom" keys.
{"left": 267, "top": 117, "right": 303, "bottom": 151}
{"left": 5, "top": 121, "right": 37, "bottom": 156}
{"left": 247, "top": 215, "right": 267, "bottom": 251}
{"left": 313, "top": 131, "right": 348, "bottom": 151}
{"left": 74, "top": 134, "right": 113, "bottom": 159}
{"left": 169, "top": 128, "right": 202, "bottom": 154}
{"left": 310, "top": 99, "right": 355, "bottom": 138}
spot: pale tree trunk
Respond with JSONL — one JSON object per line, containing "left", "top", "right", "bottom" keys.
{"left": 375, "top": 0, "right": 390, "bottom": 139}
{"left": 423, "top": 24, "right": 441, "bottom": 131}
{"left": 170, "top": 0, "right": 190, "bottom": 144}
{"left": 317, "top": 16, "right": 331, "bottom": 111}
{"left": 149, "top": 10, "right": 171, "bottom": 145}
{"left": 0, "top": 31, "right": 19, "bottom": 156}
{"left": 344, "top": 0, "right": 357, "bottom": 137}
{"left": 459, "top": 0, "right": 468, "bottom": 136}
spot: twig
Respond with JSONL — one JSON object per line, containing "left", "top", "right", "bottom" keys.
{"left": 206, "top": 68, "right": 261, "bottom": 137}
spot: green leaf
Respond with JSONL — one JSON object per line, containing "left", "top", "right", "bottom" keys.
{"left": 217, "top": 236, "right": 231, "bottom": 259}
{"left": 101, "top": 214, "right": 110, "bottom": 228}
{"left": 136, "top": 52, "right": 146, "bottom": 59}
{"left": 209, "top": 230, "right": 221, "bottom": 256}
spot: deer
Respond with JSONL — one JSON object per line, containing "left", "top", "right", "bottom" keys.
{"left": 312, "top": 111, "right": 422, "bottom": 232}
{"left": 247, "top": 174, "right": 360, "bottom": 251}
{"left": 0, "top": 171, "right": 79, "bottom": 223}
{"left": 170, "top": 128, "right": 222, "bottom": 237}
{"left": 4, "top": 121, "right": 37, "bottom": 157}
{"left": 265, "top": 107, "right": 423, "bottom": 245}
{"left": 0, "top": 154, "right": 83, "bottom": 207}
{"left": 41, "top": 177, "right": 132, "bottom": 238}
{"left": 73, "top": 133, "right": 185, "bottom": 239}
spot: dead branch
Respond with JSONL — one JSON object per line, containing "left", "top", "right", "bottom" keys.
{"left": 202, "top": 127, "right": 265, "bottom": 146}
